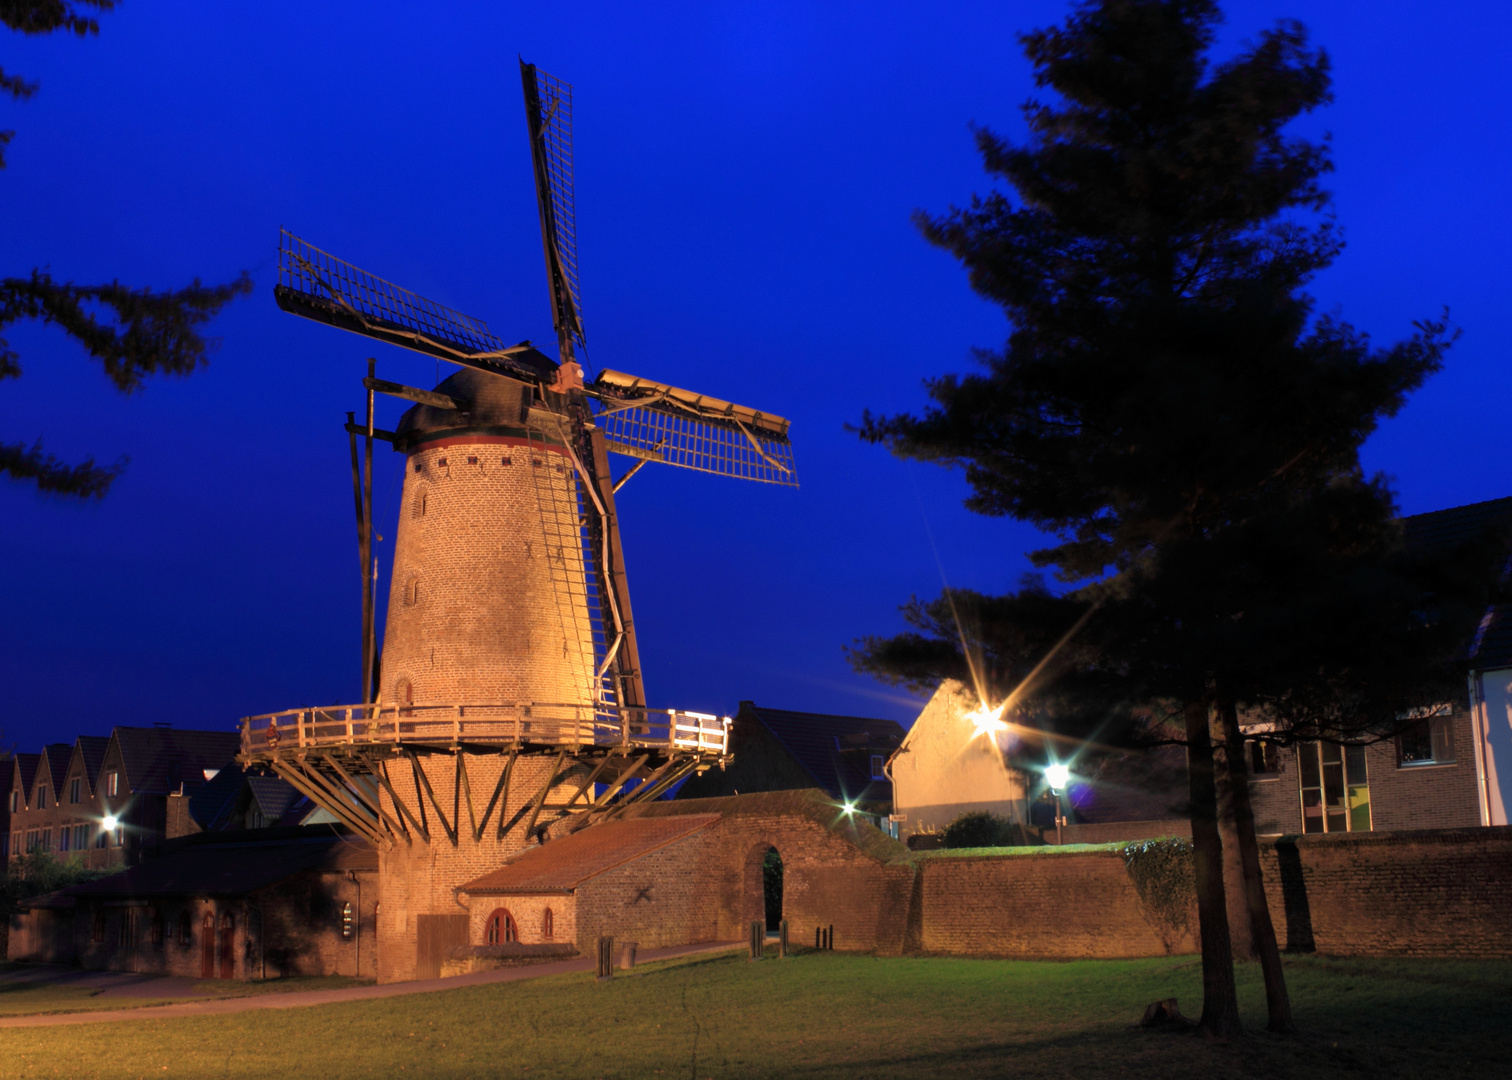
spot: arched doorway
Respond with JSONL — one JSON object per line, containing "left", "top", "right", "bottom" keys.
{"left": 200, "top": 912, "right": 215, "bottom": 978}
{"left": 762, "top": 848, "right": 784, "bottom": 932}
{"left": 485, "top": 908, "right": 518, "bottom": 945}
{"left": 219, "top": 912, "right": 236, "bottom": 979}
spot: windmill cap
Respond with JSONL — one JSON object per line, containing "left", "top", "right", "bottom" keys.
{"left": 394, "top": 367, "right": 534, "bottom": 450}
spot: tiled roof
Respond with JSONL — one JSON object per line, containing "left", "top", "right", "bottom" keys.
{"left": 1401, "top": 496, "right": 1512, "bottom": 554}
{"left": 738, "top": 703, "right": 905, "bottom": 805}
{"left": 460, "top": 815, "right": 720, "bottom": 894}
{"left": 75, "top": 735, "right": 110, "bottom": 789}
{"left": 246, "top": 775, "right": 308, "bottom": 824}
{"left": 188, "top": 764, "right": 246, "bottom": 830}
{"left": 112, "top": 727, "right": 241, "bottom": 795}
{"left": 39, "top": 744, "right": 71, "bottom": 798}
{"left": 63, "top": 832, "right": 374, "bottom": 899}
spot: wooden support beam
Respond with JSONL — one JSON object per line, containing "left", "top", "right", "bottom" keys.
{"left": 273, "top": 759, "right": 382, "bottom": 843}
{"left": 407, "top": 750, "right": 459, "bottom": 846}
{"left": 521, "top": 751, "right": 568, "bottom": 841}
{"left": 591, "top": 754, "right": 649, "bottom": 809}
{"left": 455, "top": 752, "right": 480, "bottom": 843}
{"left": 363, "top": 375, "right": 470, "bottom": 411}
{"left": 364, "top": 754, "right": 428, "bottom": 844}
{"left": 323, "top": 753, "right": 409, "bottom": 845}
{"left": 294, "top": 759, "right": 385, "bottom": 841}
{"left": 486, "top": 750, "right": 519, "bottom": 842}
{"left": 563, "top": 752, "right": 618, "bottom": 809}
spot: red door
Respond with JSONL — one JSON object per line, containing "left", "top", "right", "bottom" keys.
{"left": 219, "top": 914, "right": 235, "bottom": 979}
{"left": 200, "top": 913, "right": 215, "bottom": 978}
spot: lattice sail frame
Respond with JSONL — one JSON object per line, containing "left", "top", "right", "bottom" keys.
{"left": 521, "top": 62, "right": 585, "bottom": 354}
{"left": 275, "top": 230, "right": 550, "bottom": 378}
{"left": 590, "top": 371, "right": 798, "bottom": 487}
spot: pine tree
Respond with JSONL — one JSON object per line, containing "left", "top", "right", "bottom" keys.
{"left": 855, "top": 0, "right": 1484, "bottom": 1036}
{"left": 1, "top": 1, "right": 251, "bottom": 497}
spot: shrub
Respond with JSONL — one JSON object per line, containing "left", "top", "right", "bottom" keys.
{"left": 941, "top": 811, "right": 1034, "bottom": 848}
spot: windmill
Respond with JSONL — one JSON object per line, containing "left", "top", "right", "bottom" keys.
{"left": 238, "top": 62, "right": 797, "bottom": 982}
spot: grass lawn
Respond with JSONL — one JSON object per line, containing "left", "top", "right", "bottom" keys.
{"left": 1, "top": 950, "right": 1508, "bottom": 1079}
{"left": 0, "top": 975, "right": 373, "bottom": 1018}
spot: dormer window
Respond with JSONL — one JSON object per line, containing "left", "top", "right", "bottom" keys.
{"left": 870, "top": 755, "right": 886, "bottom": 780}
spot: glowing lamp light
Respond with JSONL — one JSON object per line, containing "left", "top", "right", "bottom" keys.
{"left": 101, "top": 814, "right": 119, "bottom": 831}
{"left": 841, "top": 801, "right": 857, "bottom": 816}
{"left": 966, "top": 702, "right": 1009, "bottom": 742}
{"left": 1044, "top": 764, "right": 1071, "bottom": 793}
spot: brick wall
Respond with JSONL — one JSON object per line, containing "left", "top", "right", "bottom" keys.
{"left": 915, "top": 850, "right": 1197, "bottom": 958}
{"left": 1255, "top": 826, "right": 1512, "bottom": 957}
{"left": 627, "top": 792, "right": 915, "bottom": 955}
{"left": 374, "top": 752, "right": 589, "bottom": 983}
{"left": 381, "top": 434, "right": 596, "bottom": 710}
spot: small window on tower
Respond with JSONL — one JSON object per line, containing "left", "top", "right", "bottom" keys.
{"left": 413, "top": 460, "right": 424, "bottom": 473}
{"left": 501, "top": 456, "right": 513, "bottom": 466}
{"left": 467, "top": 455, "right": 478, "bottom": 465}
{"left": 412, "top": 490, "right": 428, "bottom": 518}
{"left": 404, "top": 578, "right": 420, "bottom": 606}
{"left": 437, "top": 458, "right": 448, "bottom": 468}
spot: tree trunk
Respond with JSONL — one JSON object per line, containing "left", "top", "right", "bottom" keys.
{"left": 1183, "top": 697, "right": 1242, "bottom": 1037}
{"left": 1218, "top": 698, "right": 1295, "bottom": 1034}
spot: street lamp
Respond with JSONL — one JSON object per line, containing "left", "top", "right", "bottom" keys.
{"left": 1044, "top": 764, "right": 1070, "bottom": 845}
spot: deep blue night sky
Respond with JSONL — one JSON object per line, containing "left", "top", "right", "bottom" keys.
{"left": 3, "top": 1, "right": 1509, "bottom": 752}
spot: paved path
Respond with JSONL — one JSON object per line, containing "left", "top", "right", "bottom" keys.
{"left": 0, "top": 940, "right": 744, "bottom": 1028}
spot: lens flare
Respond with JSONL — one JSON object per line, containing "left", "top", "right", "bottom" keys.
{"left": 966, "top": 701, "right": 1010, "bottom": 742}
{"left": 101, "top": 814, "right": 120, "bottom": 830}
{"left": 1044, "top": 763, "right": 1070, "bottom": 791}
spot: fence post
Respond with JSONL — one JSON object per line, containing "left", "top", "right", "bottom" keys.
{"left": 596, "top": 935, "right": 614, "bottom": 981}
{"left": 749, "top": 920, "right": 764, "bottom": 961}
{"left": 778, "top": 918, "right": 789, "bottom": 959}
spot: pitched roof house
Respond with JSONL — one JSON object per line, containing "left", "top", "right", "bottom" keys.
{"left": 677, "top": 702, "right": 905, "bottom": 816}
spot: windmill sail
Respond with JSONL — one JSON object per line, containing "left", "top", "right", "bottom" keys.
{"left": 590, "top": 370, "right": 798, "bottom": 486}
{"left": 520, "top": 61, "right": 585, "bottom": 359}
{"left": 275, "top": 229, "right": 555, "bottom": 380}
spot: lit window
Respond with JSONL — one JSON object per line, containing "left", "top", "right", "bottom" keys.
{"left": 1398, "top": 715, "right": 1455, "bottom": 767}
{"left": 107, "top": 772, "right": 119, "bottom": 798}
{"left": 1246, "top": 739, "right": 1282, "bottom": 775}
{"left": 1299, "top": 742, "right": 1371, "bottom": 834}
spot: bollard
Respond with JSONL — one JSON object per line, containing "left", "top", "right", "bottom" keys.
{"left": 815, "top": 926, "right": 821, "bottom": 949}
{"left": 618, "top": 941, "right": 638, "bottom": 971}
{"left": 778, "top": 918, "right": 789, "bottom": 959}
{"left": 596, "top": 935, "right": 615, "bottom": 981}
{"left": 749, "top": 920, "right": 764, "bottom": 961}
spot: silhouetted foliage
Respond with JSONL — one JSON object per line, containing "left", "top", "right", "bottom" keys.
{"left": 0, "top": 851, "right": 110, "bottom": 920}
{"left": 853, "top": 0, "right": 1497, "bottom": 1037}
{"left": 0, "top": 1, "right": 251, "bottom": 498}
{"left": 941, "top": 810, "right": 1035, "bottom": 849}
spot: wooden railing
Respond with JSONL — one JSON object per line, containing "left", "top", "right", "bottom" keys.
{"left": 239, "top": 701, "right": 730, "bottom": 757}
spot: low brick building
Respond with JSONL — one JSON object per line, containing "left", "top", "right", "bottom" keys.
{"left": 7, "top": 826, "right": 377, "bottom": 979}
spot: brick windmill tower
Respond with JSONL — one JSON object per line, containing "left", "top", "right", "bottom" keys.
{"left": 239, "top": 62, "right": 797, "bottom": 981}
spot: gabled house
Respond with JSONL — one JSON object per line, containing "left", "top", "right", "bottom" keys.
{"left": 677, "top": 702, "right": 905, "bottom": 820}
{"left": 166, "top": 763, "right": 335, "bottom": 837}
